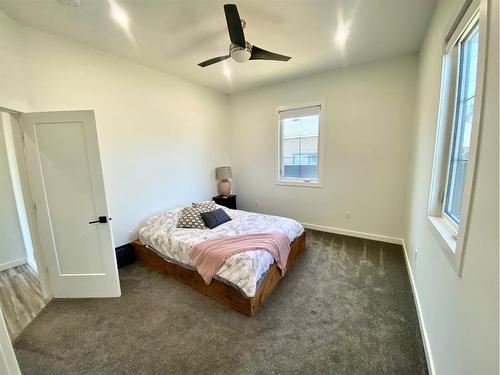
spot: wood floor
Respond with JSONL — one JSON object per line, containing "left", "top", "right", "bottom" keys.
{"left": 0, "top": 264, "right": 48, "bottom": 339}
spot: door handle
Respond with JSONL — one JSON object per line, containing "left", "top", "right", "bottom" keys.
{"left": 89, "top": 216, "right": 110, "bottom": 224}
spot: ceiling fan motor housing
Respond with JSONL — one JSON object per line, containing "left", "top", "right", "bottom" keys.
{"left": 230, "top": 42, "right": 252, "bottom": 63}
{"left": 197, "top": 5, "right": 290, "bottom": 67}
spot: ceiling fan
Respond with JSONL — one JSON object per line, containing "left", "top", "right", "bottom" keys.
{"left": 198, "top": 4, "right": 291, "bottom": 67}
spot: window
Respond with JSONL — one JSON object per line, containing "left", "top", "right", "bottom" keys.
{"left": 443, "top": 25, "right": 479, "bottom": 225}
{"left": 428, "top": 0, "right": 486, "bottom": 275}
{"left": 276, "top": 104, "right": 324, "bottom": 187}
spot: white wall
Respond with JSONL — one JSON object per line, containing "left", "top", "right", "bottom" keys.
{"left": 405, "top": 0, "right": 499, "bottom": 373}
{"left": 0, "top": 113, "right": 36, "bottom": 271}
{"left": 0, "top": 11, "right": 230, "bottom": 246}
{"left": 0, "top": 117, "right": 26, "bottom": 270}
{"left": 229, "top": 54, "right": 418, "bottom": 240}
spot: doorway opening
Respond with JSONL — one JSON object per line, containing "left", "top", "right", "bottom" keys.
{"left": 0, "top": 108, "right": 121, "bottom": 374}
{"left": 0, "top": 110, "right": 50, "bottom": 340}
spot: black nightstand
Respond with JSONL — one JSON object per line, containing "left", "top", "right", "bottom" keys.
{"left": 213, "top": 195, "right": 237, "bottom": 210}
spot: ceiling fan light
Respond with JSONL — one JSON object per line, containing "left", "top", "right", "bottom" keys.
{"left": 231, "top": 48, "right": 251, "bottom": 63}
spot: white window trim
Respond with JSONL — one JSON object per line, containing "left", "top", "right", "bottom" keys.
{"left": 427, "top": 0, "right": 488, "bottom": 276}
{"left": 275, "top": 101, "right": 325, "bottom": 188}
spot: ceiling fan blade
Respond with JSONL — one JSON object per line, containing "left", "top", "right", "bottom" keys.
{"left": 250, "top": 46, "right": 291, "bottom": 61}
{"left": 198, "top": 55, "right": 231, "bottom": 67}
{"left": 224, "top": 4, "right": 246, "bottom": 48}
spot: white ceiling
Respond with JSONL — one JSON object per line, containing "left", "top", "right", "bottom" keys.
{"left": 0, "top": 0, "right": 436, "bottom": 94}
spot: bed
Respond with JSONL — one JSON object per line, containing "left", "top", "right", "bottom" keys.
{"left": 132, "top": 205, "right": 306, "bottom": 315}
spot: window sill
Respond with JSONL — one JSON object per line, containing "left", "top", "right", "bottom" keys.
{"left": 275, "top": 179, "right": 323, "bottom": 188}
{"left": 427, "top": 215, "right": 460, "bottom": 265}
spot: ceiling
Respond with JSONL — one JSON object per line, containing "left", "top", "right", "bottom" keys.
{"left": 0, "top": 0, "right": 436, "bottom": 94}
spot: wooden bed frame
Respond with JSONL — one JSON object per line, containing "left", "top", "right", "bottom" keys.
{"left": 132, "top": 231, "right": 306, "bottom": 316}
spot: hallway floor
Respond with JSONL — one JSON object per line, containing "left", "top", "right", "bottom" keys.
{"left": 0, "top": 264, "right": 48, "bottom": 339}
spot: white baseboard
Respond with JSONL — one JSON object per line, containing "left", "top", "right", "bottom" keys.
{"left": 0, "top": 258, "right": 27, "bottom": 272}
{"left": 401, "top": 240, "right": 436, "bottom": 375}
{"left": 301, "top": 222, "right": 403, "bottom": 244}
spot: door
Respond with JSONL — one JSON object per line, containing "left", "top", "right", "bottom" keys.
{"left": 21, "top": 110, "right": 120, "bottom": 298}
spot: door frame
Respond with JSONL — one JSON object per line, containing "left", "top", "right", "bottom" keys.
{"left": 0, "top": 307, "right": 20, "bottom": 375}
{"left": 0, "top": 106, "right": 52, "bottom": 300}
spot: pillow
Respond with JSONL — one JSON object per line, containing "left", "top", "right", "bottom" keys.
{"left": 200, "top": 208, "right": 232, "bottom": 229}
{"left": 176, "top": 206, "right": 208, "bottom": 229}
{"left": 192, "top": 201, "right": 217, "bottom": 212}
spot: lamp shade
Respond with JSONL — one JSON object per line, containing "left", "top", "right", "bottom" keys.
{"left": 215, "top": 166, "right": 232, "bottom": 180}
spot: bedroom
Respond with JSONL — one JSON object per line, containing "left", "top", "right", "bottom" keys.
{"left": 0, "top": 0, "right": 498, "bottom": 374}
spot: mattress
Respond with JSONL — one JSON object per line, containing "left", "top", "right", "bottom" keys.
{"left": 138, "top": 205, "right": 304, "bottom": 297}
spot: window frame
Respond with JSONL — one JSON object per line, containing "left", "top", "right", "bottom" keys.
{"left": 275, "top": 101, "right": 325, "bottom": 188}
{"left": 427, "top": 0, "right": 487, "bottom": 276}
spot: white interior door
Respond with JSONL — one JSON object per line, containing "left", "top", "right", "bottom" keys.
{"left": 21, "top": 110, "right": 120, "bottom": 298}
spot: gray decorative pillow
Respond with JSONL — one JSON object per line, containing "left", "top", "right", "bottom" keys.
{"left": 177, "top": 206, "right": 207, "bottom": 229}
{"left": 192, "top": 201, "right": 217, "bottom": 212}
{"left": 201, "top": 208, "right": 232, "bottom": 229}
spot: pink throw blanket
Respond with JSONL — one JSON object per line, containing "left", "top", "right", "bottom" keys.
{"left": 188, "top": 232, "right": 291, "bottom": 285}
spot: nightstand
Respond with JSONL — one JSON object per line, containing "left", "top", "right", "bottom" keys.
{"left": 212, "top": 194, "right": 237, "bottom": 210}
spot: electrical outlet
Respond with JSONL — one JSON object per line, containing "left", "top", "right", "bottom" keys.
{"left": 345, "top": 211, "right": 351, "bottom": 219}
{"left": 255, "top": 200, "right": 261, "bottom": 208}
{"left": 414, "top": 248, "right": 418, "bottom": 262}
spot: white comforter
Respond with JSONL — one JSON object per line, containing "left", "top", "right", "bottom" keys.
{"left": 138, "top": 205, "right": 304, "bottom": 297}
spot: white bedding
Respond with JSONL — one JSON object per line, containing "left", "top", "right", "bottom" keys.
{"left": 138, "top": 205, "right": 304, "bottom": 297}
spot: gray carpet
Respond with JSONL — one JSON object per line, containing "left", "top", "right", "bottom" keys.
{"left": 14, "top": 229, "right": 428, "bottom": 374}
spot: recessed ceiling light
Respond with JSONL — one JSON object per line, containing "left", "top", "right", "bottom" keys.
{"left": 111, "top": 7, "right": 129, "bottom": 26}
{"left": 335, "top": 29, "right": 349, "bottom": 44}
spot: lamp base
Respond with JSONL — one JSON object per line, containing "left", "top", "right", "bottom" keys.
{"left": 218, "top": 180, "right": 231, "bottom": 196}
